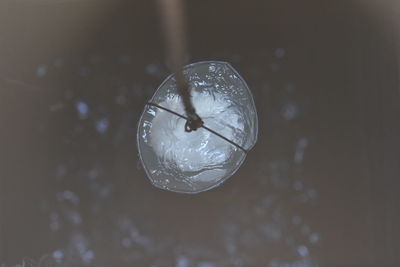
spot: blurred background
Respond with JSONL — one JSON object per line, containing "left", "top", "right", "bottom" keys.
{"left": 1, "top": 0, "right": 400, "bottom": 266}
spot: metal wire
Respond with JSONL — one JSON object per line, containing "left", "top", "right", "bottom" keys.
{"left": 146, "top": 102, "right": 248, "bottom": 154}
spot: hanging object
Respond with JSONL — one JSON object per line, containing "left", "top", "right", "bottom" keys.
{"left": 137, "top": 61, "right": 258, "bottom": 193}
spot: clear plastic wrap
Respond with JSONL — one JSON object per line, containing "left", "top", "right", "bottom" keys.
{"left": 137, "top": 61, "right": 258, "bottom": 193}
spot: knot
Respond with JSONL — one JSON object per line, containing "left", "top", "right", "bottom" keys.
{"left": 184, "top": 114, "right": 204, "bottom": 132}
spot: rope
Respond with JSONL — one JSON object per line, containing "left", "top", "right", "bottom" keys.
{"left": 158, "top": 0, "right": 203, "bottom": 132}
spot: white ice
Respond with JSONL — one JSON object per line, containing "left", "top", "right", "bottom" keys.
{"left": 150, "top": 91, "right": 244, "bottom": 173}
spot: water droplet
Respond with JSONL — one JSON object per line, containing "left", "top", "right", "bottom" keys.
{"left": 49, "top": 212, "right": 61, "bottom": 232}
{"left": 307, "top": 189, "right": 317, "bottom": 200}
{"left": 146, "top": 63, "right": 158, "bottom": 74}
{"left": 269, "top": 63, "right": 280, "bottom": 72}
{"left": 286, "top": 82, "right": 296, "bottom": 92}
{"left": 122, "top": 238, "right": 132, "bottom": 248}
{"left": 89, "top": 55, "right": 101, "bottom": 65}
{"left": 293, "top": 180, "right": 304, "bottom": 191}
{"left": 49, "top": 102, "right": 65, "bottom": 112}
{"left": 56, "top": 165, "right": 67, "bottom": 177}
{"left": 36, "top": 64, "right": 48, "bottom": 78}
{"left": 82, "top": 250, "right": 94, "bottom": 264}
{"left": 67, "top": 210, "right": 82, "bottom": 225}
{"left": 75, "top": 101, "right": 89, "bottom": 120}
{"left": 297, "top": 245, "right": 309, "bottom": 257}
{"left": 281, "top": 101, "right": 299, "bottom": 120}
{"left": 56, "top": 190, "right": 80, "bottom": 205}
{"left": 119, "top": 54, "right": 130, "bottom": 64}
{"left": 309, "top": 233, "right": 320, "bottom": 244}
{"left": 52, "top": 250, "right": 63, "bottom": 261}
{"left": 292, "top": 216, "right": 302, "bottom": 225}
{"left": 301, "top": 224, "right": 311, "bottom": 235}
{"left": 274, "top": 48, "right": 286, "bottom": 58}
{"left": 176, "top": 256, "right": 189, "bottom": 267}
{"left": 78, "top": 67, "right": 89, "bottom": 77}
{"left": 95, "top": 118, "right": 109, "bottom": 134}
{"left": 53, "top": 58, "right": 64, "bottom": 68}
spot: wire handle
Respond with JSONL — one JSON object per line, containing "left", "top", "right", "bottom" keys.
{"left": 158, "top": 0, "right": 203, "bottom": 132}
{"left": 146, "top": 102, "right": 248, "bottom": 153}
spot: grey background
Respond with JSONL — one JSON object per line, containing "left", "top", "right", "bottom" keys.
{"left": 1, "top": 0, "right": 399, "bottom": 266}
